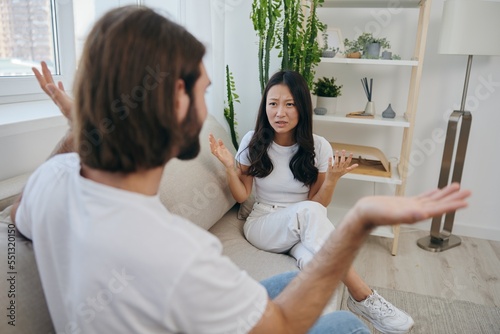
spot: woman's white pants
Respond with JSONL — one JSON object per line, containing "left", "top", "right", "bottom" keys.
{"left": 244, "top": 201, "right": 335, "bottom": 269}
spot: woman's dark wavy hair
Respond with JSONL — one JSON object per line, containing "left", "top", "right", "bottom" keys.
{"left": 242, "top": 70, "right": 318, "bottom": 186}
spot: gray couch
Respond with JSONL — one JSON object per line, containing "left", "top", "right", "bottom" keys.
{"left": 0, "top": 115, "right": 340, "bottom": 333}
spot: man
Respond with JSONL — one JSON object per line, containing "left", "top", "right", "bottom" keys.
{"left": 11, "top": 6, "right": 470, "bottom": 334}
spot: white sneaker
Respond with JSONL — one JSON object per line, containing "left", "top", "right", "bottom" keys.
{"left": 347, "top": 290, "right": 414, "bottom": 334}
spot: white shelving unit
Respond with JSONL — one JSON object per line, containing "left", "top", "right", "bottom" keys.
{"left": 313, "top": 0, "right": 432, "bottom": 254}
{"left": 341, "top": 164, "right": 402, "bottom": 185}
{"left": 313, "top": 114, "right": 410, "bottom": 127}
{"left": 319, "top": 57, "right": 419, "bottom": 67}
{"left": 321, "top": 0, "right": 423, "bottom": 8}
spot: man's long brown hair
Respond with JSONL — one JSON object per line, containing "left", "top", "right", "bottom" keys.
{"left": 73, "top": 6, "right": 205, "bottom": 172}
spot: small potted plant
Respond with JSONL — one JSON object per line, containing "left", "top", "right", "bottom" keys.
{"left": 357, "top": 32, "right": 391, "bottom": 59}
{"left": 312, "top": 77, "right": 342, "bottom": 115}
{"left": 343, "top": 38, "right": 362, "bottom": 58}
{"left": 321, "top": 32, "right": 338, "bottom": 58}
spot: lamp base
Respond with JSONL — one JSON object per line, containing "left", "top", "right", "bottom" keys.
{"left": 417, "top": 235, "right": 462, "bottom": 252}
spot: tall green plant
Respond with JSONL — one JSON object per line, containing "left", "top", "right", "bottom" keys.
{"left": 251, "top": 0, "right": 281, "bottom": 93}
{"left": 252, "top": 0, "right": 325, "bottom": 91}
{"left": 300, "top": 0, "right": 325, "bottom": 89}
{"left": 280, "top": 0, "right": 302, "bottom": 71}
{"left": 224, "top": 65, "right": 239, "bottom": 150}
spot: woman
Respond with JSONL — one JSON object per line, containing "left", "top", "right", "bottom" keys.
{"left": 209, "top": 70, "right": 414, "bottom": 334}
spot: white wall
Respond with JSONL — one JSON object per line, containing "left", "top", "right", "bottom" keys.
{"left": 0, "top": 101, "right": 68, "bottom": 180}
{"left": 223, "top": 0, "right": 500, "bottom": 241}
{"left": 409, "top": 0, "right": 500, "bottom": 240}
{"left": 0, "top": 126, "right": 68, "bottom": 178}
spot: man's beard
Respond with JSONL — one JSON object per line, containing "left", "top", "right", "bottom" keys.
{"left": 177, "top": 100, "right": 203, "bottom": 161}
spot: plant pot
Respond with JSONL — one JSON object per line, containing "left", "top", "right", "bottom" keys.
{"left": 381, "top": 50, "right": 392, "bottom": 60}
{"left": 321, "top": 50, "right": 336, "bottom": 58}
{"left": 346, "top": 51, "right": 361, "bottom": 59}
{"left": 365, "top": 43, "right": 381, "bottom": 58}
{"left": 316, "top": 96, "right": 338, "bottom": 115}
{"left": 310, "top": 92, "right": 316, "bottom": 109}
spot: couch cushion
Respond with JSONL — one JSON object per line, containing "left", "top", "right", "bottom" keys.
{"left": 0, "top": 207, "right": 54, "bottom": 334}
{"left": 209, "top": 206, "right": 298, "bottom": 281}
{"left": 158, "top": 115, "right": 237, "bottom": 231}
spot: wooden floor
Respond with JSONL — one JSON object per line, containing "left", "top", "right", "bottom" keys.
{"left": 351, "top": 228, "right": 500, "bottom": 307}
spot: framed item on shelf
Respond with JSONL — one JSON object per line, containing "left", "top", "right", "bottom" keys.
{"left": 318, "top": 27, "right": 345, "bottom": 55}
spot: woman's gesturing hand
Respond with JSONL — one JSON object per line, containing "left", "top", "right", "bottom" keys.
{"left": 209, "top": 134, "right": 236, "bottom": 169}
{"left": 326, "top": 150, "right": 359, "bottom": 182}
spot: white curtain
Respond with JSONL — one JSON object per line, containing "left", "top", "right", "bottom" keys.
{"left": 182, "top": 0, "right": 227, "bottom": 129}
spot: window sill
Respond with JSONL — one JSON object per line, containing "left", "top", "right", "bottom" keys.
{"left": 0, "top": 99, "right": 68, "bottom": 138}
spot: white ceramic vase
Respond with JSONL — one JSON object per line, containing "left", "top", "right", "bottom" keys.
{"left": 364, "top": 101, "right": 376, "bottom": 115}
{"left": 316, "top": 96, "right": 338, "bottom": 115}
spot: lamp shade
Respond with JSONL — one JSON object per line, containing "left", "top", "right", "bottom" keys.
{"left": 438, "top": 0, "right": 500, "bottom": 56}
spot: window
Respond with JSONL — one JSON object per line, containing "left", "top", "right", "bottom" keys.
{"left": 0, "top": 0, "right": 181, "bottom": 105}
{"left": 0, "top": 0, "right": 58, "bottom": 77}
{"left": 0, "top": 0, "right": 75, "bottom": 103}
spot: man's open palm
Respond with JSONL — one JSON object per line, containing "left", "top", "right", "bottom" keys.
{"left": 353, "top": 183, "right": 470, "bottom": 228}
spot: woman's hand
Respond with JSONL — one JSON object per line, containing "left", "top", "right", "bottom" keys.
{"left": 325, "top": 150, "right": 358, "bottom": 183}
{"left": 32, "top": 61, "right": 74, "bottom": 122}
{"left": 209, "top": 134, "right": 236, "bottom": 168}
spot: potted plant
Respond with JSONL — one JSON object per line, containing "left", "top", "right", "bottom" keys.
{"left": 343, "top": 38, "right": 362, "bottom": 58}
{"left": 312, "top": 77, "right": 342, "bottom": 114}
{"left": 356, "top": 32, "right": 391, "bottom": 59}
{"left": 320, "top": 31, "right": 338, "bottom": 58}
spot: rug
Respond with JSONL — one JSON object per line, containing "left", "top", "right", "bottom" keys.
{"left": 340, "top": 286, "right": 500, "bottom": 334}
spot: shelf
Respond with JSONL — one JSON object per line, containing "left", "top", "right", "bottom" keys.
{"left": 313, "top": 113, "right": 410, "bottom": 128}
{"left": 320, "top": 57, "right": 418, "bottom": 67}
{"left": 326, "top": 206, "right": 395, "bottom": 238}
{"left": 321, "top": 0, "right": 423, "bottom": 8}
{"left": 342, "top": 163, "right": 402, "bottom": 185}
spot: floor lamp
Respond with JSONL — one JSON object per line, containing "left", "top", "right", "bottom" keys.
{"left": 417, "top": 0, "right": 500, "bottom": 252}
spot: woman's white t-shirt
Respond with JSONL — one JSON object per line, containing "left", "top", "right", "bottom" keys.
{"left": 236, "top": 131, "right": 332, "bottom": 206}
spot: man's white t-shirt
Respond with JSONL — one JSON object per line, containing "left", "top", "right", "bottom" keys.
{"left": 236, "top": 131, "right": 332, "bottom": 206}
{"left": 16, "top": 153, "right": 268, "bottom": 334}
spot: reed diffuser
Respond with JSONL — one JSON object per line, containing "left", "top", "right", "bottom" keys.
{"left": 361, "top": 77, "right": 375, "bottom": 115}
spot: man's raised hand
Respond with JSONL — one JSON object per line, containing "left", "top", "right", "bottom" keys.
{"left": 32, "top": 61, "right": 74, "bottom": 121}
{"left": 353, "top": 183, "right": 470, "bottom": 230}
